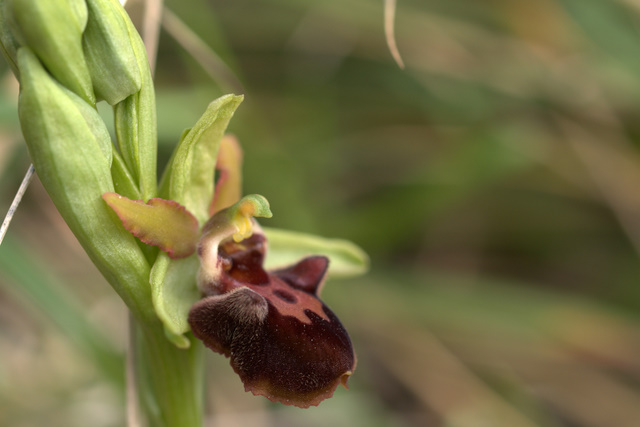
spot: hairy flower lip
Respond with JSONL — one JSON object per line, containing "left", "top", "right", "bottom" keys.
{"left": 244, "top": 368, "right": 354, "bottom": 408}
{"left": 189, "top": 231, "right": 356, "bottom": 408}
{"left": 188, "top": 281, "right": 355, "bottom": 408}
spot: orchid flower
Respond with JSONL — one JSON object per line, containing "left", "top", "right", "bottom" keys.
{"left": 104, "top": 132, "right": 365, "bottom": 408}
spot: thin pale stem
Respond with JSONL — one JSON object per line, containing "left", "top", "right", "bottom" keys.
{"left": 0, "top": 163, "right": 35, "bottom": 246}
{"left": 142, "top": 0, "right": 163, "bottom": 75}
{"left": 161, "top": 7, "right": 244, "bottom": 93}
{"left": 384, "top": 0, "right": 405, "bottom": 69}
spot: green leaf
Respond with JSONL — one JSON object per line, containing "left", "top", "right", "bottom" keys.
{"left": 263, "top": 227, "right": 369, "bottom": 278}
{"left": 150, "top": 252, "right": 201, "bottom": 348}
{"left": 159, "top": 94, "right": 244, "bottom": 224}
{"left": 103, "top": 193, "right": 199, "bottom": 259}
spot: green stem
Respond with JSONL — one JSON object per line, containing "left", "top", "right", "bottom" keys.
{"left": 133, "top": 318, "right": 204, "bottom": 427}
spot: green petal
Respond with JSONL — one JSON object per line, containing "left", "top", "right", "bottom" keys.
{"left": 263, "top": 227, "right": 369, "bottom": 278}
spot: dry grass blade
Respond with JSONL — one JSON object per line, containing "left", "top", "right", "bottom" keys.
{"left": 557, "top": 117, "right": 640, "bottom": 257}
{"left": 384, "top": 0, "right": 404, "bottom": 69}
{"left": 0, "top": 164, "right": 35, "bottom": 246}
{"left": 521, "top": 364, "right": 640, "bottom": 427}
{"left": 445, "top": 322, "right": 640, "bottom": 427}
{"left": 161, "top": 8, "right": 244, "bottom": 93}
{"left": 546, "top": 307, "right": 640, "bottom": 375}
{"left": 142, "top": 0, "right": 163, "bottom": 74}
{"left": 365, "top": 322, "right": 540, "bottom": 427}
{"left": 122, "top": 0, "right": 163, "bottom": 74}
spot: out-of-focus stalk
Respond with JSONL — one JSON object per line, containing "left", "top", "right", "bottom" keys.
{"left": 134, "top": 323, "right": 204, "bottom": 427}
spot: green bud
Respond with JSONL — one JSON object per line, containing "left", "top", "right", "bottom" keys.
{"left": 113, "top": 4, "right": 157, "bottom": 201}
{"left": 68, "top": 0, "right": 88, "bottom": 31}
{"left": 17, "top": 47, "right": 154, "bottom": 322}
{"left": 8, "top": 0, "right": 95, "bottom": 104}
{"left": 83, "top": 0, "right": 141, "bottom": 105}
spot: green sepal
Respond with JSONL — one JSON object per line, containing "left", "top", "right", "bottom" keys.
{"left": 9, "top": 0, "right": 95, "bottom": 104}
{"left": 17, "top": 47, "right": 153, "bottom": 322}
{"left": 159, "top": 94, "right": 244, "bottom": 224}
{"left": 113, "top": 7, "right": 157, "bottom": 201}
{"left": 68, "top": 84, "right": 112, "bottom": 167}
{"left": 150, "top": 252, "right": 201, "bottom": 349}
{"left": 263, "top": 227, "right": 369, "bottom": 278}
{"left": 83, "top": 0, "right": 141, "bottom": 105}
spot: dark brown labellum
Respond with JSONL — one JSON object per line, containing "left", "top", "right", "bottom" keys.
{"left": 189, "top": 233, "right": 356, "bottom": 408}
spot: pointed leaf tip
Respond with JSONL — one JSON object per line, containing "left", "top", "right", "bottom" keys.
{"left": 102, "top": 193, "right": 199, "bottom": 258}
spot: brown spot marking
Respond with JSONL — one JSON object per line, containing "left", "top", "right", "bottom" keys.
{"left": 273, "top": 289, "right": 297, "bottom": 303}
{"left": 247, "top": 277, "right": 330, "bottom": 324}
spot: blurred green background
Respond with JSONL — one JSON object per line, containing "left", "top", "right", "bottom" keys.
{"left": 3, "top": 0, "right": 640, "bottom": 425}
